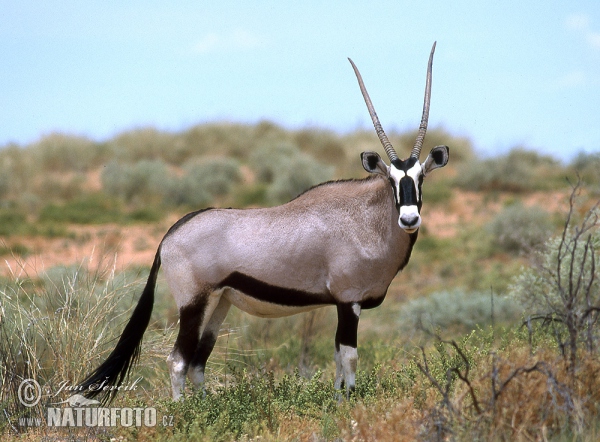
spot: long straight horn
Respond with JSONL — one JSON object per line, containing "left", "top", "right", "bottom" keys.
{"left": 348, "top": 58, "right": 399, "bottom": 162}
{"left": 411, "top": 41, "right": 436, "bottom": 159}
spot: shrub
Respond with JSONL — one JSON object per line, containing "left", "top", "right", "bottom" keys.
{"left": 235, "top": 184, "right": 268, "bottom": 207}
{"left": 187, "top": 159, "right": 240, "bottom": 197}
{"left": 30, "top": 132, "right": 101, "bottom": 172}
{"left": 396, "top": 127, "right": 475, "bottom": 164}
{"left": 0, "top": 243, "right": 30, "bottom": 257}
{"left": 267, "top": 154, "right": 333, "bottom": 204}
{"left": 398, "top": 290, "right": 521, "bottom": 332}
{"left": 487, "top": 203, "right": 553, "bottom": 254}
{"left": 107, "top": 127, "right": 177, "bottom": 163}
{"left": 38, "top": 194, "right": 125, "bottom": 224}
{"left": 167, "top": 158, "right": 241, "bottom": 208}
{"left": 0, "top": 209, "right": 28, "bottom": 236}
{"left": 249, "top": 142, "right": 333, "bottom": 205}
{"left": 181, "top": 122, "right": 271, "bottom": 163}
{"left": 0, "top": 145, "right": 33, "bottom": 200}
{"left": 32, "top": 173, "right": 86, "bottom": 201}
{"left": 570, "top": 151, "right": 600, "bottom": 193}
{"left": 101, "top": 159, "right": 171, "bottom": 206}
{"left": 422, "top": 180, "right": 452, "bottom": 205}
{"left": 294, "top": 128, "right": 346, "bottom": 164}
{"left": 455, "top": 147, "right": 563, "bottom": 192}
{"left": 511, "top": 184, "right": 600, "bottom": 371}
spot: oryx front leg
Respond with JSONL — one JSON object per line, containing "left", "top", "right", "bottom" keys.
{"left": 334, "top": 303, "right": 361, "bottom": 399}
{"left": 167, "top": 290, "right": 221, "bottom": 401}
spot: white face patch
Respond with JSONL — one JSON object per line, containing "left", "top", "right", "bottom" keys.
{"left": 388, "top": 166, "right": 404, "bottom": 189}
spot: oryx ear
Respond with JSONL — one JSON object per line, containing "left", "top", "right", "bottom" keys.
{"left": 361, "top": 151, "right": 389, "bottom": 176}
{"left": 422, "top": 145, "right": 449, "bottom": 176}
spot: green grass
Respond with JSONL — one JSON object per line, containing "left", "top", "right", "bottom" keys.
{"left": 2, "top": 250, "right": 600, "bottom": 440}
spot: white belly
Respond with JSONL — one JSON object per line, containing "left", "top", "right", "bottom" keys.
{"left": 223, "top": 288, "right": 325, "bottom": 318}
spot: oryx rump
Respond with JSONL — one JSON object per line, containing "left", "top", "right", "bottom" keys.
{"left": 80, "top": 42, "right": 449, "bottom": 403}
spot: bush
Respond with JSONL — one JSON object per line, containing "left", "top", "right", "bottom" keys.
{"left": 107, "top": 127, "right": 178, "bottom": 163}
{"left": 267, "top": 155, "right": 333, "bottom": 204}
{"left": 512, "top": 234, "right": 599, "bottom": 316}
{"left": 398, "top": 290, "right": 521, "bottom": 332}
{"left": 101, "top": 159, "right": 172, "bottom": 206}
{"left": 0, "top": 209, "right": 28, "bottom": 236}
{"left": 32, "top": 173, "right": 86, "bottom": 201}
{"left": 38, "top": 194, "right": 125, "bottom": 224}
{"left": 30, "top": 132, "right": 101, "bottom": 172}
{"left": 181, "top": 122, "right": 269, "bottom": 163}
{"left": 511, "top": 185, "right": 600, "bottom": 371}
{"left": 396, "top": 127, "right": 475, "bottom": 164}
{"left": 166, "top": 157, "right": 241, "bottom": 208}
{"left": 294, "top": 128, "right": 346, "bottom": 164}
{"left": 570, "top": 151, "right": 600, "bottom": 193}
{"left": 0, "top": 145, "right": 33, "bottom": 200}
{"left": 249, "top": 142, "right": 333, "bottom": 205}
{"left": 455, "top": 147, "right": 563, "bottom": 192}
{"left": 487, "top": 203, "right": 553, "bottom": 254}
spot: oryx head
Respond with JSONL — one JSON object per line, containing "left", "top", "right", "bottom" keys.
{"left": 350, "top": 42, "right": 449, "bottom": 233}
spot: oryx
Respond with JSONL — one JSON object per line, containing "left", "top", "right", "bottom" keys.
{"left": 80, "top": 42, "right": 449, "bottom": 403}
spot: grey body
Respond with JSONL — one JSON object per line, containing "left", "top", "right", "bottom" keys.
{"left": 161, "top": 176, "right": 410, "bottom": 315}
{"left": 161, "top": 175, "right": 417, "bottom": 400}
{"left": 79, "top": 42, "right": 449, "bottom": 403}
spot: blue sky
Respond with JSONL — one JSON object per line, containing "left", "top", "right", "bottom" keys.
{"left": 1, "top": 1, "right": 599, "bottom": 161}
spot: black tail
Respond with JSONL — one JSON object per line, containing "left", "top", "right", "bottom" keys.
{"left": 79, "top": 248, "right": 161, "bottom": 404}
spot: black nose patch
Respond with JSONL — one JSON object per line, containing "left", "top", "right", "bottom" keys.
{"left": 399, "top": 176, "right": 417, "bottom": 207}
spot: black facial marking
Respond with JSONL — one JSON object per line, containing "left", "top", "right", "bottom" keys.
{"left": 218, "top": 272, "right": 335, "bottom": 307}
{"left": 390, "top": 158, "right": 400, "bottom": 169}
{"left": 335, "top": 303, "right": 360, "bottom": 350}
{"left": 399, "top": 176, "right": 418, "bottom": 207}
{"left": 418, "top": 174, "right": 424, "bottom": 210}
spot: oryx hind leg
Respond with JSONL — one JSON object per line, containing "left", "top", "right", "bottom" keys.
{"left": 167, "top": 288, "right": 221, "bottom": 401}
{"left": 334, "top": 302, "right": 361, "bottom": 399}
{"left": 187, "top": 296, "right": 231, "bottom": 393}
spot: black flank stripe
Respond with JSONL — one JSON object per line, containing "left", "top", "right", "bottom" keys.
{"left": 218, "top": 272, "right": 334, "bottom": 307}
